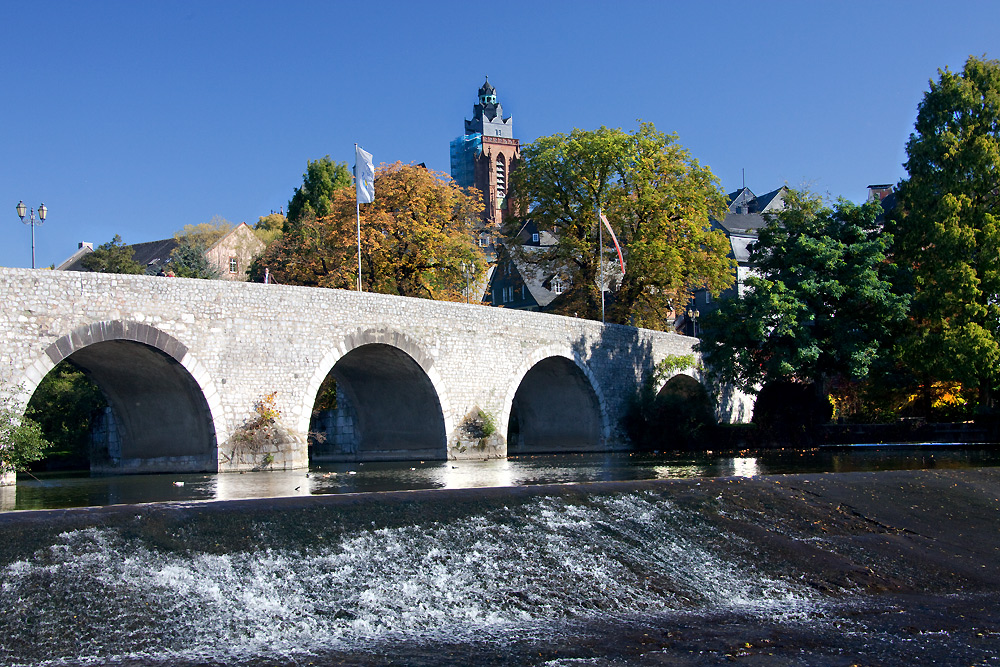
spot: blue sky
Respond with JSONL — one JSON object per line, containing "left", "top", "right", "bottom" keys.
{"left": 2, "top": 1, "right": 997, "bottom": 269}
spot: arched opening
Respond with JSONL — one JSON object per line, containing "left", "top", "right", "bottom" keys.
{"left": 309, "top": 343, "right": 446, "bottom": 462}
{"left": 28, "top": 340, "right": 217, "bottom": 473}
{"left": 653, "top": 374, "right": 716, "bottom": 449}
{"left": 507, "top": 356, "right": 602, "bottom": 454}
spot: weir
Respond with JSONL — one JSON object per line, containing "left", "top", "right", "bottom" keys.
{"left": 2, "top": 469, "right": 999, "bottom": 665}
{"left": 0, "top": 267, "right": 754, "bottom": 474}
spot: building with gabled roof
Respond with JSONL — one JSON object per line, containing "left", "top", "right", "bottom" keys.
{"left": 681, "top": 186, "right": 788, "bottom": 335}
{"left": 483, "top": 220, "right": 566, "bottom": 310}
{"left": 56, "top": 222, "right": 264, "bottom": 280}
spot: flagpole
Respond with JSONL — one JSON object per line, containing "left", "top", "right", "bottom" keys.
{"left": 355, "top": 143, "right": 362, "bottom": 292}
{"left": 356, "top": 199, "right": 362, "bottom": 292}
{"left": 598, "top": 204, "right": 605, "bottom": 324}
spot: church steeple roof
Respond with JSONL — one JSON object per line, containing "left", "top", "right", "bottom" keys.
{"left": 463, "top": 77, "right": 512, "bottom": 138}
{"left": 478, "top": 76, "right": 497, "bottom": 106}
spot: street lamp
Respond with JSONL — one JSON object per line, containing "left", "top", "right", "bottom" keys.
{"left": 15, "top": 201, "right": 47, "bottom": 269}
{"left": 687, "top": 307, "right": 700, "bottom": 337}
{"left": 462, "top": 261, "right": 475, "bottom": 304}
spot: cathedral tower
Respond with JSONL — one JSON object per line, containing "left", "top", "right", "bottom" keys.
{"left": 450, "top": 77, "right": 520, "bottom": 256}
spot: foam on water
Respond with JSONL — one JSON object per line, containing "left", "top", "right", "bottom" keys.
{"left": 0, "top": 492, "right": 826, "bottom": 666}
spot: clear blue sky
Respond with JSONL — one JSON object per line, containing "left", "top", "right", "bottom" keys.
{"left": 2, "top": 1, "right": 997, "bottom": 269}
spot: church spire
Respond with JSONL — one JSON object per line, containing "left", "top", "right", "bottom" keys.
{"left": 479, "top": 76, "right": 497, "bottom": 105}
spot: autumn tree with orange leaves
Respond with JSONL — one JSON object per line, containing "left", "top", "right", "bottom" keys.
{"left": 251, "top": 162, "right": 485, "bottom": 300}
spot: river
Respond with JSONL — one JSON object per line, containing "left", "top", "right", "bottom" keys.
{"left": 1, "top": 448, "right": 999, "bottom": 666}
{"left": 6, "top": 445, "right": 1000, "bottom": 512}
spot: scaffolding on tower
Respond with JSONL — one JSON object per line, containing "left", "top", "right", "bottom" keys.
{"left": 449, "top": 133, "right": 482, "bottom": 188}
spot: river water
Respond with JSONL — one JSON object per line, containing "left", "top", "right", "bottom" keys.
{"left": 6, "top": 445, "right": 1000, "bottom": 512}
{"left": 1, "top": 447, "right": 999, "bottom": 666}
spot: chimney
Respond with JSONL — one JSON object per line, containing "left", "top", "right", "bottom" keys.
{"left": 867, "top": 184, "right": 893, "bottom": 202}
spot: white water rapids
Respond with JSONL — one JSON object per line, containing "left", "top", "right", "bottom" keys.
{"left": 1, "top": 492, "right": 826, "bottom": 666}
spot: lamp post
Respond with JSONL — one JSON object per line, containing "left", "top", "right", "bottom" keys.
{"left": 687, "top": 307, "right": 700, "bottom": 337}
{"left": 15, "top": 201, "right": 47, "bottom": 269}
{"left": 462, "top": 261, "right": 475, "bottom": 304}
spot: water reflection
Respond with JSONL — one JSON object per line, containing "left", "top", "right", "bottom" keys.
{"left": 732, "top": 457, "right": 760, "bottom": 478}
{"left": 215, "top": 470, "right": 312, "bottom": 501}
{"left": 0, "top": 485, "right": 14, "bottom": 512}
{"left": 6, "top": 445, "right": 1000, "bottom": 512}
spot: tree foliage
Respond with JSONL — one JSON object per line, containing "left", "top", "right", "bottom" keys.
{"left": 506, "top": 122, "right": 734, "bottom": 329}
{"left": 698, "top": 191, "right": 908, "bottom": 396}
{"left": 167, "top": 217, "right": 234, "bottom": 279}
{"left": 892, "top": 55, "right": 1000, "bottom": 409}
{"left": 253, "top": 162, "right": 486, "bottom": 299}
{"left": 254, "top": 212, "right": 287, "bottom": 245}
{"left": 0, "top": 383, "right": 51, "bottom": 474}
{"left": 286, "top": 156, "right": 353, "bottom": 224}
{"left": 173, "top": 216, "right": 234, "bottom": 248}
{"left": 80, "top": 235, "right": 144, "bottom": 274}
{"left": 25, "top": 362, "right": 107, "bottom": 469}
{"left": 169, "top": 241, "right": 221, "bottom": 279}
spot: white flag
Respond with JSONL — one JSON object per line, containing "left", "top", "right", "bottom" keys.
{"left": 355, "top": 145, "right": 374, "bottom": 204}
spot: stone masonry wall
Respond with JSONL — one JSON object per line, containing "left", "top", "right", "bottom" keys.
{"left": 0, "top": 268, "right": 753, "bottom": 472}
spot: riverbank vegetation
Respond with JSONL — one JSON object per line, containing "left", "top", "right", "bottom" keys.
{"left": 689, "top": 56, "right": 1000, "bottom": 442}
{"left": 0, "top": 383, "right": 51, "bottom": 475}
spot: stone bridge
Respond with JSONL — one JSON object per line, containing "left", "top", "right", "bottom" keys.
{"left": 0, "top": 268, "right": 752, "bottom": 475}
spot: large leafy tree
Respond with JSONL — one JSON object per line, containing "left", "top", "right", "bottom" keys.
{"left": 286, "top": 156, "right": 354, "bottom": 224}
{"left": 893, "top": 56, "right": 1000, "bottom": 409}
{"left": 80, "top": 235, "right": 144, "bottom": 274}
{"left": 506, "top": 122, "right": 734, "bottom": 329}
{"left": 698, "top": 191, "right": 908, "bottom": 398}
{"left": 253, "top": 162, "right": 485, "bottom": 299}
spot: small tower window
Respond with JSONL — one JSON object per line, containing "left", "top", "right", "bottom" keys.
{"left": 229, "top": 257, "right": 238, "bottom": 273}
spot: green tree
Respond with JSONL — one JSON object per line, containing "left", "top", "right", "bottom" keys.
{"left": 25, "top": 362, "right": 107, "bottom": 469}
{"left": 698, "top": 191, "right": 908, "bottom": 400}
{"left": 169, "top": 242, "right": 220, "bottom": 279}
{"left": 254, "top": 212, "right": 287, "bottom": 245}
{"left": 80, "top": 235, "right": 144, "bottom": 274}
{"left": 286, "top": 156, "right": 353, "bottom": 224}
{"left": 253, "top": 163, "right": 485, "bottom": 299}
{"left": 0, "top": 383, "right": 51, "bottom": 475}
{"left": 506, "top": 122, "right": 734, "bottom": 329}
{"left": 893, "top": 55, "right": 1000, "bottom": 410}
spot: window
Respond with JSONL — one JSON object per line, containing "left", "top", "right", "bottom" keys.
{"left": 495, "top": 155, "right": 506, "bottom": 199}
{"left": 532, "top": 233, "right": 539, "bottom": 243}
{"left": 229, "top": 257, "right": 238, "bottom": 273}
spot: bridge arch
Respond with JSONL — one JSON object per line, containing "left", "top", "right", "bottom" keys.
{"left": 303, "top": 328, "right": 451, "bottom": 461}
{"left": 19, "top": 320, "right": 224, "bottom": 472}
{"left": 501, "top": 346, "right": 610, "bottom": 455}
